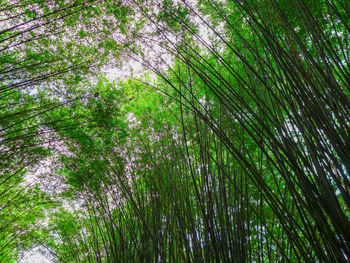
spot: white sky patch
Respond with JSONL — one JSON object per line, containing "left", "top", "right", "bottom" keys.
{"left": 104, "top": 60, "right": 144, "bottom": 81}
{"left": 19, "top": 247, "right": 54, "bottom": 263}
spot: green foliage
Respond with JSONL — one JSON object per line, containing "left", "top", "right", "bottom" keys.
{"left": 0, "top": 0, "right": 349, "bottom": 262}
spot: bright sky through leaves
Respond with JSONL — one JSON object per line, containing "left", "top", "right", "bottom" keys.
{"left": 19, "top": 247, "right": 53, "bottom": 263}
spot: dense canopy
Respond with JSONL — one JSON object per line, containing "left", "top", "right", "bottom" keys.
{"left": 0, "top": 0, "right": 349, "bottom": 262}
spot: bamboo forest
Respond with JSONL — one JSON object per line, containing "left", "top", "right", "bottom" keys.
{"left": 0, "top": 0, "right": 349, "bottom": 262}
